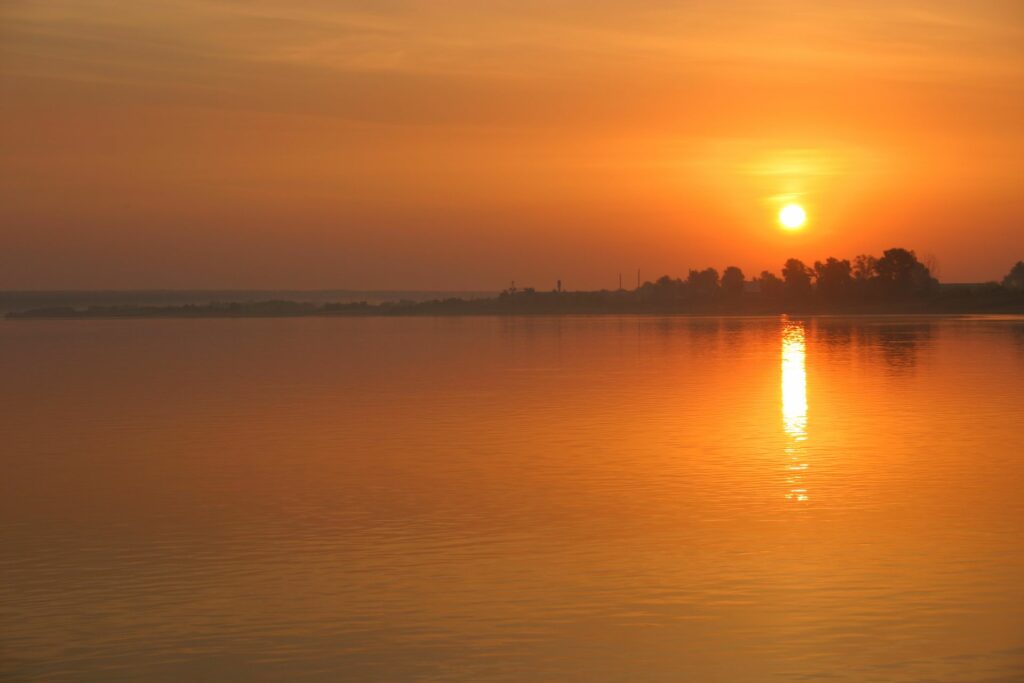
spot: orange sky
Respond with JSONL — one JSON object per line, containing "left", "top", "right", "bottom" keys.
{"left": 2, "top": 0, "right": 1023, "bottom": 289}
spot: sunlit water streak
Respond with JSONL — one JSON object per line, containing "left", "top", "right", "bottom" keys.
{"left": 781, "top": 319, "right": 809, "bottom": 501}
{"left": 2, "top": 315, "right": 1024, "bottom": 682}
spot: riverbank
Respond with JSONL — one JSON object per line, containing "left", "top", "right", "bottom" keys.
{"left": 7, "top": 291, "right": 1024, "bottom": 319}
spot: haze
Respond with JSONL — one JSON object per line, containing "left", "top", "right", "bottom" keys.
{"left": 2, "top": 0, "right": 1023, "bottom": 289}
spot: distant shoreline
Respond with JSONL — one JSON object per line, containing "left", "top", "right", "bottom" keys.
{"left": 0, "top": 289, "right": 494, "bottom": 314}
{"left": 7, "top": 248, "right": 1024, "bottom": 319}
{"left": 7, "top": 294, "right": 1024, "bottom": 319}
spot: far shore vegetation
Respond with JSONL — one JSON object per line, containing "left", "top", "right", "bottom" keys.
{"left": 8, "top": 249, "right": 1024, "bottom": 319}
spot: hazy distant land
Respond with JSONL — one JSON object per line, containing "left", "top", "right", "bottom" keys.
{"left": 7, "top": 250, "right": 1024, "bottom": 319}
{"left": 0, "top": 289, "right": 494, "bottom": 315}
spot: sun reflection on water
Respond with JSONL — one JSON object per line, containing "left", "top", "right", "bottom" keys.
{"left": 781, "top": 319, "right": 808, "bottom": 501}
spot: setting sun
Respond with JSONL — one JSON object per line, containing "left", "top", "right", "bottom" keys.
{"left": 779, "top": 204, "right": 807, "bottom": 230}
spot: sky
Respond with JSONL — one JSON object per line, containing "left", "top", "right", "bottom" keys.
{"left": 2, "top": 0, "right": 1023, "bottom": 289}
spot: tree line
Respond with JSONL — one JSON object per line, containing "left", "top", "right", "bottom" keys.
{"left": 636, "top": 248, "right": 1023, "bottom": 305}
{"left": 8, "top": 249, "right": 1024, "bottom": 318}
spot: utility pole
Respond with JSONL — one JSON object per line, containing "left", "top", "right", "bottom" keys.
{"left": 637, "top": 269, "right": 640, "bottom": 290}
{"left": 618, "top": 273, "right": 623, "bottom": 290}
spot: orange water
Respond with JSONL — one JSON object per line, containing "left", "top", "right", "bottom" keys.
{"left": 3, "top": 316, "right": 1023, "bottom": 681}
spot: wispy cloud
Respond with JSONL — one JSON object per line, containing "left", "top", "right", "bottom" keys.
{"left": 5, "top": 0, "right": 1022, "bottom": 86}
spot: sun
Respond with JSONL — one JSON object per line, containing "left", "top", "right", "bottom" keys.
{"left": 779, "top": 204, "right": 807, "bottom": 230}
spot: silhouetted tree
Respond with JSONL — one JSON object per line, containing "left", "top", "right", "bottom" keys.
{"left": 814, "top": 257, "right": 853, "bottom": 300}
{"left": 875, "top": 248, "right": 937, "bottom": 296}
{"left": 720, "top": 266, "right": 745, "bottom": 299}
{"left": 640, "top": 275, "right": 686, "bottom": 303}
{"left": 852, "top": 254, "right": 877, "bottom": 281}
{"left": 757, "top": 271, "right": 784, "bottom": 300}
{"left": 850, "top": 254, "right": 880, "bottom": 298}
{"left": 782, "top": 258, "right": 813, "bottom": 300}
{"left": 687, "top": 268, "right": 719, "bottom": 299}
{"left": 1002, "top": 261, "right": 1024, "bottom": 291}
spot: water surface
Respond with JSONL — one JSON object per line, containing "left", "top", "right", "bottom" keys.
{"left": 3, "top": 315, "right": 1023, "bottom": 682}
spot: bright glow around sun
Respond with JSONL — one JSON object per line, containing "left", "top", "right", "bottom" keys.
{"left": 779, "top": 204, "right": 807, "bottom": 230}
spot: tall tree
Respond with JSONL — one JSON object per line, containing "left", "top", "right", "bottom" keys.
{"left": 757, "top": 271, "right": 784, "bottom": 300}
{"left": 782, "top": 258, "right": 813, "bottom": 299}
{"left": 720, "top": 266, "right": 745, "bottom": 299}
{"left": 875, "top": 248, "right": 937, "bottom": 296}
{"left": 853, "top": 254, "right": 877, "bottom": 282}
{"left": 1002, "top": 261, "right": 1024, "bottom": 291}
{"left": 687, "top": 268, "right": 720, "bottom": 299}
{"left": 813, "top": 257, "right": 853, "bottom": 300}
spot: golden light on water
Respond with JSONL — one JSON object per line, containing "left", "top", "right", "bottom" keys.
{"left": 782, "top": 321, "right": 807, "bottom": 438}
{"left": 782, "top": 319, "right": 808, "bottom": 501}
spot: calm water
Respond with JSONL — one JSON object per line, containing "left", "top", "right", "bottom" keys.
{"left": 3, "top": 315, "right": 1024, "bottom": 682}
